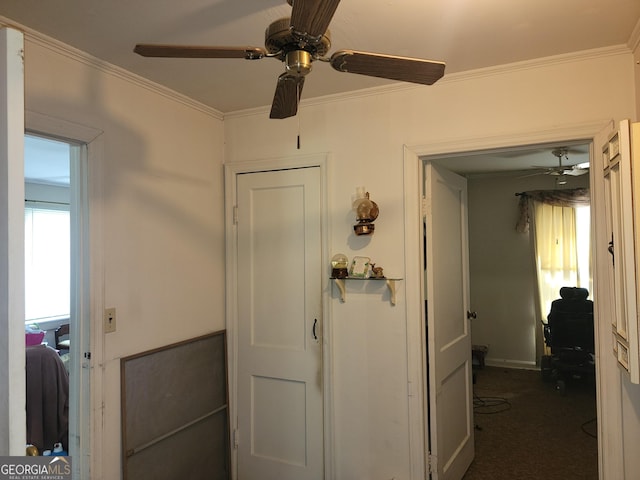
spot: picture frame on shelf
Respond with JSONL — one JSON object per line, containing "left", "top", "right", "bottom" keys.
{"left": 349, "top": 256, "right": 371, "bottom": 278}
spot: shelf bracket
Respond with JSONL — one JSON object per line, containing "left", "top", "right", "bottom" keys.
{"left": 332, "top": 278, "right": 399, "bottom": 305}
{"left": 386, "top": 279, "right": 397, "bottom": 306}
{"left": 334, "top": 278, "right": 346, "bottom": 302}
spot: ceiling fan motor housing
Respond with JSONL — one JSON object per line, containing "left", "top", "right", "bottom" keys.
{"left": 265, "top": 17, "right": 331, "bottom": 62}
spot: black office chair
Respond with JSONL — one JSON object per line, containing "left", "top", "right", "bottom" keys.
{"left": 541, "top": 287, "right": 595, "bottom": 394}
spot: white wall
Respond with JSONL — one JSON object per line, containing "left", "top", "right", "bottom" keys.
{"left": 225, "top": 48, "right": 637, "bottom": 479}
{"left": 18, "top": 30, "right": 226, "bottom": 478}
{"left": 467, "top": 171, "right": 589, "bottom": 368}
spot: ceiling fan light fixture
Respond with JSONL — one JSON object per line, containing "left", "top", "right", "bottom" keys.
{"left": 285, "top": 50, "right": 313, "bottom": 76}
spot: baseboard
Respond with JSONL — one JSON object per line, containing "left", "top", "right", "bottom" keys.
{"left": 484, "top": 358, "right": 538, "bottom": 370}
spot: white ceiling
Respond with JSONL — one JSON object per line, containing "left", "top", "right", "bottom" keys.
{"left": 2, "top": 0, "right": 639, "bottom": 115}
{"left": 6, "top": 0, "right": 638, "bottom": 177}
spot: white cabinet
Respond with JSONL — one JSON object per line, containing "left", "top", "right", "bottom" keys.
{"left": 602, "top": 120, "right": 640, "bottom": 383}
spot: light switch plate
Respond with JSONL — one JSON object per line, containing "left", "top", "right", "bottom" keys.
{"left": 104, "top": 307, "right": 116, "bottom": 333}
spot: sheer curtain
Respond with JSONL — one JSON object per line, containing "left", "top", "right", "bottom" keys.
{"left": 532, "top": 202, "right": 586, "bottom": 316}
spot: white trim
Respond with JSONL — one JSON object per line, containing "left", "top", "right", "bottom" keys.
{"left": 0, "top": 26, "right": 26, "bottom": 456}
{"left": 224, "top": 153, "right": 333, "bottom": 480}
{"left": 26, "top": 111, "right": 103, "bottom": 144}
{"left": 484, "top": 358, "right": 537, "bottom": 369}
{"left": 225, "top": 46, "right": 630, "bottom": 120}
{"left": 403, "top": 119, "right": 617, "bottom": 480}
{"left": 402, "top": 146, "right": 427, "bottom": 480}
{"left": 24, "top": 111, "right": 103, "bottom": 479}
{"left": 410, "top": 120, "right": 608, "bottom": 158}
{"left": 628, "top": 17, "right": 640, "bottom": 52}
{"left": 87, "top": 134, "right": 105, "bottom": 480}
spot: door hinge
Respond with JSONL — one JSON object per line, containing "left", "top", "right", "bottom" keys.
{"left": 427, "top": 452, "right": 436, "bottom": 475}
{"left": 84, "top": 352, "right": 91, "bottom": 360}
{"left": 421, "top": 196, "right": 430, "bottom": 218}
{"left": 233, "top": 205, "right": 239, "bottom": 225}
{"left": 233, "top": 428, "right": 239, "bottom": 448}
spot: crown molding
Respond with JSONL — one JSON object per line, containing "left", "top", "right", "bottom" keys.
{"left": 629, "top": 17, "right": 640, "bottom": 52}
{"left": 3, "top": 16, "right": 631, "bottom": 123}
{"left": 0, "top": 17, "right": 224, "bottom": 121}
{"left": 226, "top": 45, "right": 632, "bottom": 120}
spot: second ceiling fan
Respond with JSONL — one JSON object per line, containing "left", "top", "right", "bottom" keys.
{"left": 134, "top": 0, "right": 446, "bottom": 119}
{"left": 541, "top": 148, "right": 590, "bottom": 177}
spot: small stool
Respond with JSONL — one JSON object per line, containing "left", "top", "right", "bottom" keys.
{"left": 472, "top": 344, "right": 488, "bottom": 368}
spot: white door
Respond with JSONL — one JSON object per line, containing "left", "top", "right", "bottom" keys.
{"left": 601, "top": 120, "right": 640, "bottom": 382}
{"left": 235, "top": 167, "right": 323, "bottom": 480}
{"left": 424, "top": 162, "right": 474, "bottom": 479}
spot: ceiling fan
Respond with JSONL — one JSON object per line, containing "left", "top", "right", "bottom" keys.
{"left": 133, "top": 0, "right": 446, "bottom": 119}
{"left": 539, "top": 148, "right": 590, "bottom": 177}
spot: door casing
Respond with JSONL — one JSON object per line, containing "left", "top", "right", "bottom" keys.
{"left": 26, "top": 110, "right": 102, "bottom": 479}
{"left": 403, "top": 119, "right": 619, "bottom": 479}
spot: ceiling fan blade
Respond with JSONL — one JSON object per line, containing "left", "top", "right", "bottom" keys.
{"left": 517, "top": 171, "right": 547, "bottom": 179}
{"left": 330, "top": 50, "right": 445, "bottom": 85}
{"left": 564, "top": 168, "right": 589, "bottom": 176}
{"left": 134, "top": 44, "right": 266, "bottom": 59}
{"left": 290, "top": 0, "right": 341, "bottom": 40}
{"left": 270, "top": 74, "right": 305, "bottom": 119}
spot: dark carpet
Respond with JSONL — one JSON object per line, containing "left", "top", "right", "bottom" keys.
{"left": 462, "top": 366, "right": 598, "bottom": 480}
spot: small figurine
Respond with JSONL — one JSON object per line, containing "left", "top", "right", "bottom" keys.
{"left": 370, "top": 263, "right": 384, "bottom": 278}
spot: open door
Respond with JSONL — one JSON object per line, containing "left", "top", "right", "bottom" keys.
{"left": 424, "top": 162, "right": 474, "bottom": 479}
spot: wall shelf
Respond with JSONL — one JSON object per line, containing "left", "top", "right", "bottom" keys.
{"left": 331, "top": 277, "right": 402, "bottom": 305}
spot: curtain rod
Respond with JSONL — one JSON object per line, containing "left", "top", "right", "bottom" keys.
{"left": 25, "top": 199, "right": 70, "bottom": 206}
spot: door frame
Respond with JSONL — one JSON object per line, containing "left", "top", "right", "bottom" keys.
{"left": 403, "top": 119, "right": 618, "bottom": 479}
{"left": 224, "top": 153, "right": 333, "bottom": 480}
{"left": 0, "top": 26, "right": 25, "bottom": 456}
{"left": 26, "top": 110, "right": 102, "bottom": 479}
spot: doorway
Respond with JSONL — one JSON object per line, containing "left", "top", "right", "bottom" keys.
{"left": 24, "top": 131, "right": 91, "bottom": 478}
{"left": 423, "top": 143, "right": 597, "bottom": 479}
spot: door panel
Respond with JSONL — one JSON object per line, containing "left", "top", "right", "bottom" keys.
{"left": 425, "top": 162, "right": 474, "bottom": 480}
{"left": 236, "top": 167, "right": 323, "bottom": 480}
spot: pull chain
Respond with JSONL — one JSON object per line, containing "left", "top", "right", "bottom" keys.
{"left": 297, "top": 82, "right": 301, "bottom": 149}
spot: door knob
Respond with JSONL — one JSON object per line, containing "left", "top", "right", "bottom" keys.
{"left": 467, "top": 311, "right": 477, "bottom": 320}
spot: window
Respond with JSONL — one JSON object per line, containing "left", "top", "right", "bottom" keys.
{"left": 24, "top": 202, "right": 70, "bottom": 323}
{"left": 533, "top": 202, "right": 591, "bottom": 317}
{"left": 24, "top": 133, "right": 72, "bottom": 324}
